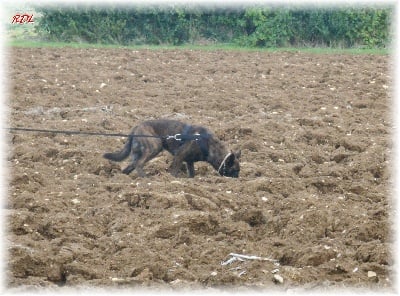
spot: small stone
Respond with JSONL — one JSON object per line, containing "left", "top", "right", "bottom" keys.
{"left": 368, "top": 271, "right": 377, "bottom": 278}
{"left": 71, "top": 198, "right": 80, "bottom": 204}
{"left": 273, "top": 274, "right": 284, "bottom": 284}
{"left": 170, "top": 279, "right": 182, "bottom": 285}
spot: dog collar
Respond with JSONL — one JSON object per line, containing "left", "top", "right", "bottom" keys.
{"left": 218, "top": 152, "right": 232, "bottom": 176}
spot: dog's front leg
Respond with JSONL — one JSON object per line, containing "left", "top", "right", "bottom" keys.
{"left": 186, "top": 162, "right": 195, "bottom": 178}
{"left": 169, "top": 156, "right": 184, "bottom": 177}
{"left": 170, "top": 144, "right": 193, "bottom": 177}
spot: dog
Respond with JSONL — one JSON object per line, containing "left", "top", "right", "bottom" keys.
{"left": 103, "top": 119, "right": 241, "bottom": 178}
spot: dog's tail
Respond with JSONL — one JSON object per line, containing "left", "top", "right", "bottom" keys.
{"left": 103, "top": 136, "right": 132, "bottom": 162}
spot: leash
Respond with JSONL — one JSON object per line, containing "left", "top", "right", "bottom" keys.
{"left": 6, "top": 127, "right": 202, "bottom": 141}
{"left": 7, "top": 127, "right": 131, "bottom": 138}
{"left": 7, "top": 126, "right": 233, "bottom": 177}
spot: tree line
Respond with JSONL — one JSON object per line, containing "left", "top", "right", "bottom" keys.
{"left": 34, "top": 5, "right": 393, "bottom": 48}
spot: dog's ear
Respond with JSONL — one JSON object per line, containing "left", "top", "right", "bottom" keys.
{"left": 233, "top": 149, "right": 241, "bottom": 160}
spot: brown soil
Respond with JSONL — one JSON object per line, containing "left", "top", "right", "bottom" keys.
{"left": 5, "top": 47, "right": 394, "bottom": 292}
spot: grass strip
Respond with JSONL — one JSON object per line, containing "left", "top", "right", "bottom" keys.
{"left": 7, "top": 39, "right": 389, "bottom": 55}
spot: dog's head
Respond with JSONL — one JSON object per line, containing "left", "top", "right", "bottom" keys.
{"left": 220, "top": 150, "right": 241, "bottom": 178}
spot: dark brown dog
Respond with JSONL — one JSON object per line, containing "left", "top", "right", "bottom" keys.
{"left": 103, "top": 119, "right": 241, "bottom": 178}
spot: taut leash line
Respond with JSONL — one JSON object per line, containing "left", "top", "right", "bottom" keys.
{"left": 7, "top": 127, "right": 131, "bottom": 138}
{"left": 6, "top": 127, "right": 203, "bottom": 141}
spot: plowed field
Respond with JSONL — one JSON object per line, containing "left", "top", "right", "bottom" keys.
{"left": 5, "top": 47, "right": 394, "bottom": 292}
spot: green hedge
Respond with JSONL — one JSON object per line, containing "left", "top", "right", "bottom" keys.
{"left": 34, "top": 5, "right": 393, "bottom": 48}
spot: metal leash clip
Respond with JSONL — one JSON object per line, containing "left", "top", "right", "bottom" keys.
{"left": 166, "top": 133, "right": 182, "bottom": 141}
{"left": 166, "top": 133, "right": 202, "bottom": 141}
{"left": 173, "top": 133, "right": 183, "bottom": 141}
{"left": 193, "top": 133, "right": 201, "bottom": 140}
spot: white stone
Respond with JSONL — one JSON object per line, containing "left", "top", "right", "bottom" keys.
{"left": 368, "top": 271, "right": 377, "bottom": 278}
{"left": 273, "top": 274, "right": 284, "bottom": 284}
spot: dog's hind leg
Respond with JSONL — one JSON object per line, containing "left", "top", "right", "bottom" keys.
{"left": 127, "top": 139, "right": 163, "bottom": 177}
{"left": 121, "top": 140, "right": 142, "bottom": 175}
{"left": 122, "top": 152, "right": 140, "bottom": 175}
